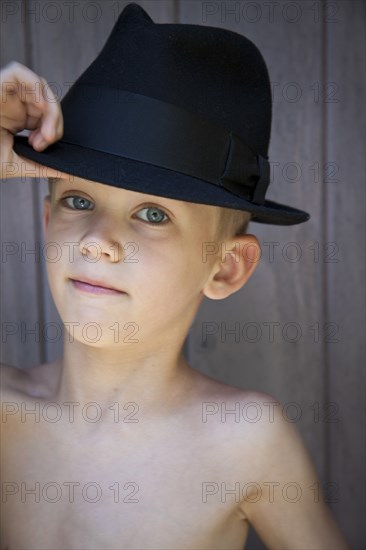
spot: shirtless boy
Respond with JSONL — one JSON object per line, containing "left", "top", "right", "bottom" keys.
{"left": 0, "top": 3, "right": 350, "bottom": 549}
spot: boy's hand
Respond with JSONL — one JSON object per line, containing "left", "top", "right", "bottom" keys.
{"left": 0, "top": 61, "right": 67, "bottom": 180}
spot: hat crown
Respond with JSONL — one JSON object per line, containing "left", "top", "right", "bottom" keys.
{"left": 67, "top": 2, "right": 272, "bottom": 158}
{"left": 13, "top": 2, "right": 310, "bottom": 225}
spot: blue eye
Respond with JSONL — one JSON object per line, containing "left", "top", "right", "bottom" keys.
{"left": 60, "top": 197, "right": 168, "bottom": 224}
{"left": 136, "top": 207, "right": 169, "bottom": 224}
{"left": 62, "top": 196, "right": 94, "bottom": 210}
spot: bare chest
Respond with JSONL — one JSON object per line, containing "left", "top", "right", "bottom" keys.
{"left": 1, "top": 409, "right": 249, "bottom": 549}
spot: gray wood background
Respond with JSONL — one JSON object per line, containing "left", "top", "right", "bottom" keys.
{"left": 1, "top": 1, "right": 364, "bottom": 548}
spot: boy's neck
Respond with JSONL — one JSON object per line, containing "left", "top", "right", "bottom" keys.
{"left": 51, "top": 335, "right": 197, "bottom": 419}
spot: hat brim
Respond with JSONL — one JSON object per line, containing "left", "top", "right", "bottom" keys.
{"left": 13, "top": 135, "right": 310, "bottom": 225}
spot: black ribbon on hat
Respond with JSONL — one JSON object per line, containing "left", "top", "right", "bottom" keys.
{"left": 59, "top": 84, "right": 270, "bottom": 205}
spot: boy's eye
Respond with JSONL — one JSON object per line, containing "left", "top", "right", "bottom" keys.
{"left": 60, "top": 197, "right": 169, "bottom": 225}
{"left": 135, "top": 207, "right": 169, "bottom": 225}
{"left": 62, "top": 196, "right": 94, "bottom": 210}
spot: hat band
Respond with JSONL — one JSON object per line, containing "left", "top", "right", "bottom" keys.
{"left": 60, "top": 84, "right": 270, "bottom": 205}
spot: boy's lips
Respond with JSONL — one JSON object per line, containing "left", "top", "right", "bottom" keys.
{"left": 69, "top": 277, "right": 126, "bottom": 295}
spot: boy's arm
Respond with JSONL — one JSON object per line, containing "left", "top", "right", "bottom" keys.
{"left": 0, "top": 61, "right": 64, "bottom": 180}
{"left": 239, "top": 396, "right": 350, "bottom": 550}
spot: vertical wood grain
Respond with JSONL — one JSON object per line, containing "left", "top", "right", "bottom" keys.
{"left": 325, "top": 1, "right": 366, "bottom": 546}
{"left": 0, "top": 0, "right": 43, "bottom": 369}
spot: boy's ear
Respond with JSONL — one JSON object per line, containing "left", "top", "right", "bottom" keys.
{"left": 43, "top": 194, "right": 51, "bottom": 238}
{"left": 203, "top": 234, "right": 261, "bottom": 300}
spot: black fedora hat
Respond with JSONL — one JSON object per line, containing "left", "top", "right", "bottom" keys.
{"left": 13, "top": 2, "right": 310, "bottom": 225}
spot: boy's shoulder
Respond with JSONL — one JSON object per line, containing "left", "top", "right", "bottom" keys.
{"left": 0, "top": 360, "right": 58, "bottom": 402}
{"left": 191, "top": 369, "right": 309, "bottom": 473}
{"left": 187, "top": 368, "right": 288, "bottom": 468}
{"left": 190, "top": 368, "right": 282, "bottom": 423}
{"left": 0, "top": 361, "right": 29, "bottom": 398}
{"left": 201, "top": 372, "right": 348, "bottom": 549}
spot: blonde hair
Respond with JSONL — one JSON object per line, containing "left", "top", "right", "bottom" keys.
{"left": 215, "top": 206, "right": 251, "bottom": 239}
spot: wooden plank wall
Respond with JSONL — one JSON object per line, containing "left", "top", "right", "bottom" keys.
{"left": 0, "top": 1, "right": 364, "bottom": 548}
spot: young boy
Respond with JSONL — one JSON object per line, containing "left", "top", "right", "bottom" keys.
{"left": 0, "top": 3, "right": 349, "bottom": 549}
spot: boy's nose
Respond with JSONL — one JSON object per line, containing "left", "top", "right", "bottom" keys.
{"left": 79, "top": 235, "right": 127, "bottom": 263}
{"left": 77, "top": 210, "right": 136, "bottom": 263}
